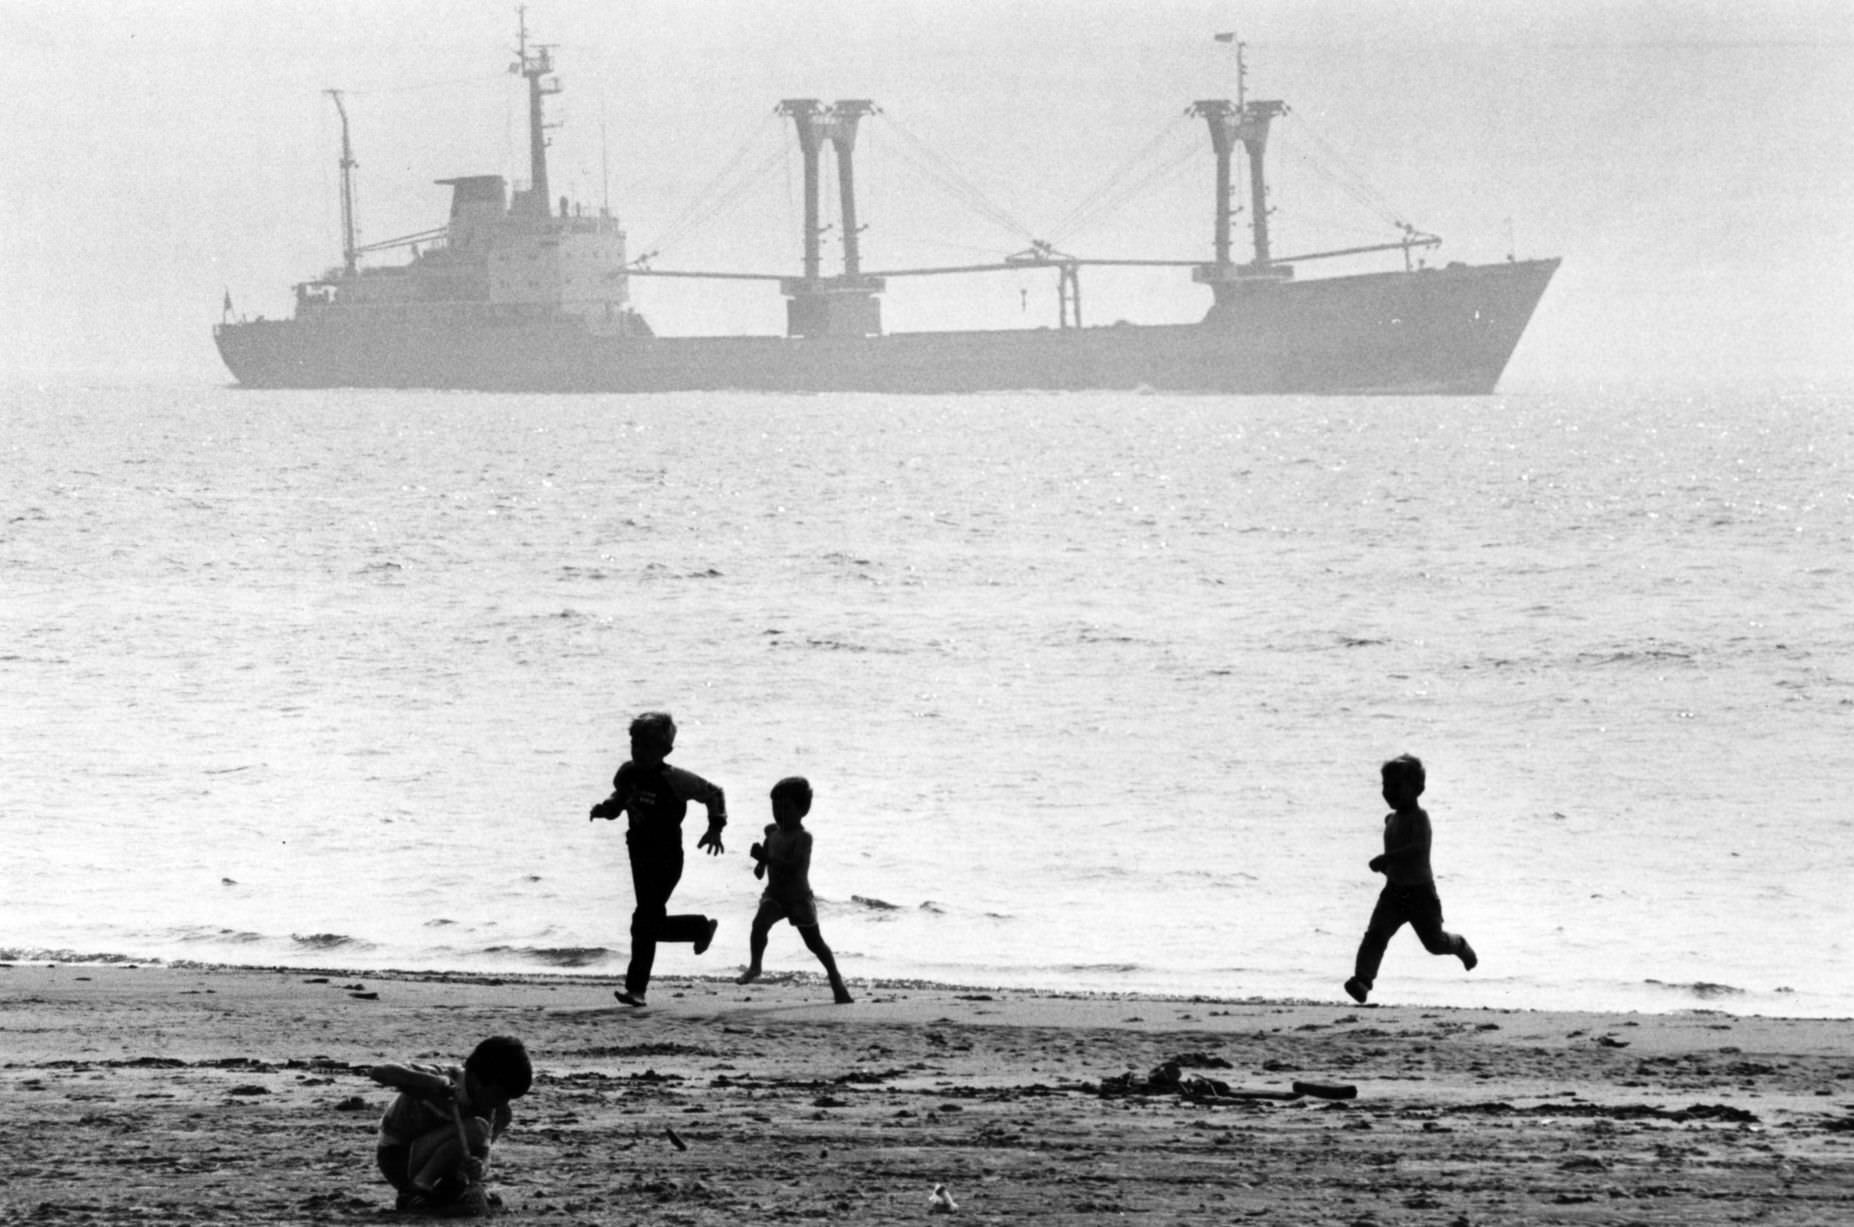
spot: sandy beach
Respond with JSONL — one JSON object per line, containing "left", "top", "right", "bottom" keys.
{"left": 3, "top": 963, "right": 1851, "bottom": 1224}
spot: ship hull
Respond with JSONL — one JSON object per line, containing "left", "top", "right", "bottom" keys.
{"left": 214, "top": 258, "right": 1557, "bottom": 395}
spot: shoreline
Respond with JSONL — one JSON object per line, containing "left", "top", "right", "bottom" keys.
{"left": 4, "top": 953, "right": 1846, "bottom": 1024}
{"left": 6, "top": 962, "right": 1852, "bottom": 1223}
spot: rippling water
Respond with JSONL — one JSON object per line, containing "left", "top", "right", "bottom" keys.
{"left": 5, "top": 378, "right": 1850, "bottom": 1016}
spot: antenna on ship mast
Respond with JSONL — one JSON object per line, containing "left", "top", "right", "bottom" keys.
{"left": 325, "top": 89, "right": 359, "bottom": 274}
{"left": 511, "top": 6, "right": 560, "bottom": 218}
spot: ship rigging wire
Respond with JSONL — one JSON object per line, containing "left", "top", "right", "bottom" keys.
{"left": 1042, "top": 116, "right": 1202, "bottom": 249}
{"left": 871, "top": 114, "right": 1038, "bottom": 246}
{"left": 632, "top": 113, "right": 788, "bottom": 262}
{"left": 1276, "top": 111, "right": 1417, "bottom": 234}
{"left": 336, "top": 73, "right": 507, "bottom": 97}
{"left": 623, "top": 101, "right": 1433, "bottom": 279}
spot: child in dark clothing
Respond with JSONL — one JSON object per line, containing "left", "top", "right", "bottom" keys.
{"left": 736, "top": 776, "right": 853, "bottom": 1004}
{"left": 590, "top": 711, "right": 728, "bottom": 1007}
{"left": 1345, "top": 755, "right": 1477, "bottom": 1004}
{"left": 370, "top": 1035, "right": 533, "bottom": 1216}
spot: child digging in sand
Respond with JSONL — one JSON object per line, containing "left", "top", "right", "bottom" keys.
{"left": 737, "top": 776, "right": 854, "bottom": 1003}
{"left": 1345, "top": 754, "right": 1477, "bottom": 1004}
{"left": 370, "top": 1035, "right": 533, "bottom": 1216}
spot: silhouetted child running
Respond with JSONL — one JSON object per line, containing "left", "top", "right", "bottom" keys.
{"left": 737, "top": 776, "right": 854, "bottom": 1003}
{"left": 369, "top": 1034, "right": 533, "bottom": 1217}
{"left": 590, "top": 711, "right": 728, "bottom": 1008}
{"left": 1345, "top": 754, "right": 1477, "bottom": 1004}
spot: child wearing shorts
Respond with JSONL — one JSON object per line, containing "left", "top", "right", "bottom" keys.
{"left": 736, "top": 776, "right": 853, "bottom": 1004}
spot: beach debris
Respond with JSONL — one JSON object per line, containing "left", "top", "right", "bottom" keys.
{"left": 349, "top": 991, "right": 379, "bottom": 1000}
{"left": 1096, "top": 1058, "right": 1356, "bottom": 1104}
{"left": 665, "top": 1126, "right": 688, "bottom": 1151}
{"left": 929, "top": 1182, "right": 959, "bottom": 1213}
{"left": 1173, "top": 1052, "right": 1233, "bottom": 1069}
{"left": 1452, "top": 1100, "right": 1758, "bottom": 1124}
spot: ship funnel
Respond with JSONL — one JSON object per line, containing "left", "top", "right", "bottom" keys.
{"left": 439, "top": 176, "right": 507, "bottom": 249}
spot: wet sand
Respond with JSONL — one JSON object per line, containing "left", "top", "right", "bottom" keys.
{"left": 3, "top": 962, "right": 1852, "bottom": 1224}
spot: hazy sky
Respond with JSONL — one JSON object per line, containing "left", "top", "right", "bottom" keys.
{"left": 3, "top": 0, "right": 1851, "bottom": 388}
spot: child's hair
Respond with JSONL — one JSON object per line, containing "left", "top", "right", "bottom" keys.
{"left": 466, "top": 1035, "right": 534, "bottom": 1099}
{"left": 629, "top": 711, "right": 676, "bottom": 746}
{"left": 770, "top": 775, "right": 813, "bottom": 817}
{"left": 1381, "top": 754, "right": 1426, "bottom": 795}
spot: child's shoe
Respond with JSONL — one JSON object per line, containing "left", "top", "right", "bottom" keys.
{"left": 694, "top": 918, "right": 719, "bottom": 956}
{"left": 1344, "top": 977, "right": 1369, "bottom": 1004}
{"left": 1457, "top": 937, "right": 1478, "bottom": 971}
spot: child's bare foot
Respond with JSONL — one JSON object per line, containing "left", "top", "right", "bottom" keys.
{"left": 1457, "top": 937, "right": 1478, "bottom": 971}
{"left": 832, "top": 988, "right": 854, "bottom": 1005}
{"left": 1344, "top": 977, "right": 1369, "bottom": 1004}
{"left": 736, "top": 967, "right": 761, "bottom": 986}
{"left": 694, "top": 918, "right": 719, "bottom": 956}
{"left": 614, "top": 990, "right": 648, "bottom": 1007}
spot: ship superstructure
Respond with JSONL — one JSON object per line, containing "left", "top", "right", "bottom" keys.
{"left": 215, "top": 23, "right": 1557, "bottom": 394}
{"left": 284, "top": 23, "right": 643, "bottom": 339}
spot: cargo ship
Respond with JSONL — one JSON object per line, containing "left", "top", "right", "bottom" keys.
{"left": 214, "top": 23, "right": 1558, "bottom": 395}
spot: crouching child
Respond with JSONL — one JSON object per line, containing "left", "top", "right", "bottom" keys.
{"left": 370, "top": 1035, "right": 533, "bottom": 1216}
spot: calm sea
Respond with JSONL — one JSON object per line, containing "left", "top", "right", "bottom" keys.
{"left": 5, "top": 378, "right": 1850, "bottom": 1017}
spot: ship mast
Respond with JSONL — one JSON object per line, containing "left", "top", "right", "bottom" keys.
{"left": 325, "top": 90, "right": 359, "bottom": 274}
{"left": 776, "top": 99, "right": 885, "bottom": 337}
{"left": 1236, "top": 99, "right": 1287, "bottom": 268}
{"left": 511, "top": 7, "right": 559, "bottom": 218}
{"left": 1191, "top": 47, "right": 1290, "bottom": 305}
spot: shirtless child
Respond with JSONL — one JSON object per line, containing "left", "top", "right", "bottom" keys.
{"left": 1345, "top": 754, "right": 1478, "bottom": 1004}
{"left": 737, "top": 776, "right": 853, "bottom": 1004}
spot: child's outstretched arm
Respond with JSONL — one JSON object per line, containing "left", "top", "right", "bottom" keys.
{"left": 589, "top": 783, "right": 630, "bottom": 821}
{"left": 368, "top": 1064, "right": 455, "bottom": 1096}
